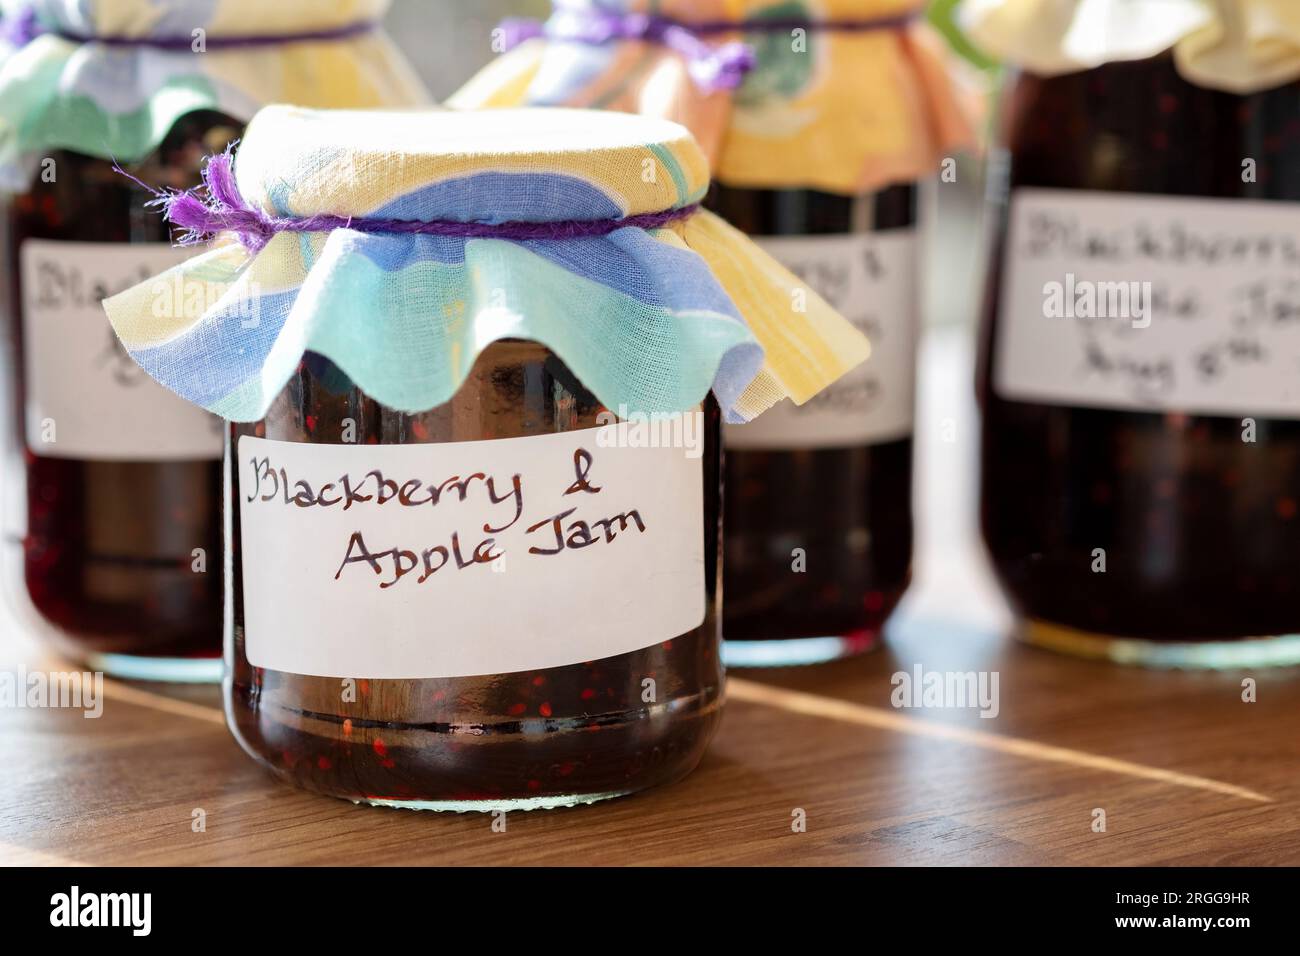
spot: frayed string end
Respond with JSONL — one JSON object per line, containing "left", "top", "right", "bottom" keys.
{"left": 114, "top": 145, "right": 274, "bottom": 253}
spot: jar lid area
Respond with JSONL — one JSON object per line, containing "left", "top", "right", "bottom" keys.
{"left": 235, "top": 106, "right": 711, "bottom": 222}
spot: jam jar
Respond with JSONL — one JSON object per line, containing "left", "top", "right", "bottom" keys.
{"left": 0, "top": 0, "right": 428, "bottom": 680}
{"left": 227, "top": 344, "right": 724, "bottom": 808}
{"left": 712, "top": 184, "right": 917, "bottom": 666}
{"left": 1, "top": 111, "right": 236, "bottom": 681}
{"left": 978, "top": 54, "right": 1300, "bottom": 667}
{"left": 103, "top": 104, "right": 867, "bottom": 808}
{"left": 450, "top": 0, "right": 975, "bottom": 669}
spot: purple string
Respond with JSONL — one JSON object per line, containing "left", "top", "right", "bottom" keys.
{"left": 689, "top": 15, "right": 922, "bottom": 35}
{"left": 1, "top": 5, "right": 39, "bottom": 46}
{"left": 498, "top": 9, "right": 921, "bottom": 92}
{"left": 500, "top": 13, "right": 753, "bottom": 92}
{"left": 1, "top": 4, "right": 378, "bottom": 50}
{"left": 121, "top": 149, "right": 700, "bottom": 255}
{"left": 58, "top": 18, "right": 379, "bottom": 49}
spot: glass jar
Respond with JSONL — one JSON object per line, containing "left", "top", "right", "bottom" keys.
{"left": 978, "top": 54, "right": 1300, "bottom": 667}
{"left": 710, "top": 183, "right": 917, "bottom": 666}
{"left": 226, "top": 342, "right": 724, "bottom": 809}
{"left": 1, "top": 111, "right": 237, "bottom": 681}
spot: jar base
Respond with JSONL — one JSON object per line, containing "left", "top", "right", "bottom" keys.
{"left": 4, "top": 542, "right": 222, "bottom": 682}
{"left": 723, "top": 631, "right": 881, "bottom": 668}
{"left": 1020, "top": 618, "right": 1300, "bottom": 670}
{"left": 362, "top": 790, "right": 634, "bottom": 813}
{"left": 229, "top": 676, "right": 724, "bottom": 810}
{"left": 83, "top": 651, "right": 222, "bottom": 683}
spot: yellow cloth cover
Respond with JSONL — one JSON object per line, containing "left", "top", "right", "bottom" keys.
{"left": 451, "top": 0, "right": 978, "bottom": 195}
{"left": 960, "top": 0, "right": 1300, "bottom": 93}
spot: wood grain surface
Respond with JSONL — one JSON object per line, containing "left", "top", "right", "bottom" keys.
{"left": 1, "top": 616, "right": 1297, "bottom": 866}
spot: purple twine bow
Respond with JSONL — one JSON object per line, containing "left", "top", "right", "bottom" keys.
{"left": 499, "top": 13, "right": 755, "bottom": 92}
{"left": 123, "top": 149, "right": 699, "bottom": 256}
{"left": 498, "top": 8, "right": 922, "bottom": 93}
{"left": 1, "top": 3, "right": 377, "bottom": 49}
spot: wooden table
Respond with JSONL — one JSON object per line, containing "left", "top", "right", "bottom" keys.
{"left": 1, "top": 622, "right": 1297, "bottom": 866}
{"left": 2, "top": 332, "right": 1298, "bottom": 866}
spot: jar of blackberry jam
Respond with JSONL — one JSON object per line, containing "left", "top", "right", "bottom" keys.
{"left": 2, "top": 113, "right": 235, "bottom": 680}
{"left": 227, "top": 347, "right": 724, "bottom": 808}
{"left": 454, "top": 1, "right": 975, "bottom": 666}
{"left": 711, "top": 184, "right": 918, "bottom": 666}
{"left": 103, "top": 106, "right": 867, "bottom": 807}
{"left": 972, "top": 6, "right": 1300, "bottom": 666}
{"left": 0, "top": 0, "right": 427, "bottom": 679}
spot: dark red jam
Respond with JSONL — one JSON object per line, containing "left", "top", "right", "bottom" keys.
{"left": 979, "top": 55, "right": 1300, "bottom": 650}
{"left": 227, "top": 342, "right": 723, "bottom": 808}
{"left": 1, "top": 112, "right": 237, "bottom": 672}
{"left": 708, "top": 184, "right": 915, "bottom": 662}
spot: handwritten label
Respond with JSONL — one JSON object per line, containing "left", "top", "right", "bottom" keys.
{"left": 21, "top": 240, "right": 224, "bottom": 460}
{"left": 994, "top": 188, "right": 1300, "bottom": 417}
{"left": 238, "top": 426, "right": 707, "bottom": 679}
{"left": 725, "top": 229, "right": 916, "bottom": 449}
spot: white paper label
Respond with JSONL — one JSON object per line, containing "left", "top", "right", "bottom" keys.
{"left": 994, "top": 188, "right": 1300, "bottom": 418}
{"left": 238, "top": 424, "right": 707, "bottom": 679}
{"left": 21, "top": 240, "right": 224, "bottom": 460}
{"left": 725, "top": 229, "right": 917, "bottom": 449}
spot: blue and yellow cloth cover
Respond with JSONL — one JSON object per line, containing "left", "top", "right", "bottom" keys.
{"left": 102, "top": 106, "right": 872, "bottom": 424}
{"left": 0, "top": 0, "right": 429, "bottom": 188}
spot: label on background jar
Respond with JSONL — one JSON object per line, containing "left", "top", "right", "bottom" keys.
{"left": 21, "top": 240, "right": 224, "bottom": 460}
{"left": 238, "top": 423, "right": 707, "bottom": 679}
{"left": 725, "top": 229, "right": 917, "bottom": 449}
{"left": 994, "top": 188, "right": 1300, "bottom": 418}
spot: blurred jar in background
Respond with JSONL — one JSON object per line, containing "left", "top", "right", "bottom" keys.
{"left": 4, "top": 113, "right": 235, "bottom": 680}
{"left": 0, "top": 0, "right": 427, "bottom": 680}
{"left": 966, "top": 0, "right": 1300, "bottom": 666}
{"left": 452, "top": 0, "right": 977, "bottom": 666}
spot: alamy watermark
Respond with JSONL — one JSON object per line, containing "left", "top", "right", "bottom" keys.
{"left": 0, "top": 667, "right": 103, "bottom": 718}
{"left": 595, "top": 407, "right": 705, "bottom": 459}
{"left": 149, "top": 274, "right": 263, "bottom": 329}
{"left": 891, "top": 664, "right": 1000, "bottom": 719}
{"left": 50, "top": 886, "right": 150, "bottom": 935}
{"left": 1043, "top": 273, "right": 1152, "bottom": 329}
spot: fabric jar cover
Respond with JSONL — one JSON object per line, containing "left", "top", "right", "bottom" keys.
{"left": 959, "top": 0, "right": 1300, "bottom": 93}
{"left": 102, "top": 105, "right": 871, "bottom": 425}
{"left": 0, "top": 0, "right": 429, "bottom": 188}
{"left": 450, "top": 0, "right": 978, "bottom": 196}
